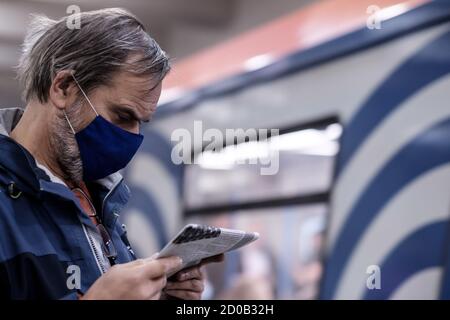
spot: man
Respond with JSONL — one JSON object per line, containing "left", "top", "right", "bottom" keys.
{"left": 0, "top": 8, "right": 223, "bottom": 299}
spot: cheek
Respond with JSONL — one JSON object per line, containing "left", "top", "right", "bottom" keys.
{"left": 113, "top": 119, "right": 140, "bottom": 134}
{"left": 78, "top": 109, "right": 98, "bottom": 131}
{"left": 65, "top": 100, "right": 95, "bottom": 132}
{"left": 130, "top": 124, "right": 140, "bottom": 135}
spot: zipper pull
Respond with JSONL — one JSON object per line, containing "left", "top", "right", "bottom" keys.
{"left": 121, "top": 224, "right": 137, "bottom": 259}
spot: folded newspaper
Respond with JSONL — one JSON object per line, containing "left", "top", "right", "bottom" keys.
{"left": 156, "top": 224, "right": 259, "bottom": 276}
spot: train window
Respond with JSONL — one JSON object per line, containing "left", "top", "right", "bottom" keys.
{"left": 183, "top": 119, "right": 341, "bottom": 299}
{"left": 184, "top": 122, "right": 341, "bottom": 209}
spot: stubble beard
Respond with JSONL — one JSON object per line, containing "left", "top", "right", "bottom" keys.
{"left": 49, "top": 100, "right": 84, "bottom": 185}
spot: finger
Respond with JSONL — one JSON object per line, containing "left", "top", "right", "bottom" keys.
{"left": 146, "top": 252, "right": 159, "bottom": 261}
{"left": 175, "top": 266, "right": 203, "bottom": 281}
{"left": 200, "top": 254, "right": 225, "bottom": 267}
{"left": 148, "top": 290, "right": 162, "bottom": 300}
{"left": 171, "top": 254, "right": 223, "bottom": 280}
{"left": 141, "top": 275, "right": 166, "bottom": 298}
{"left": 129, "top": 258, "right": 146, "bottom": 266}
{"left": 165, "top": 279, "right": 204, "bottom": 292}
{"left": 161, "top": 256, "right": 184, "bottom": 275}
{"left": 164, "top": 289, "right": 202, "bottom": 300}
{"left": 155, "top": 275, "right": 168, "bottom": 290}
{"left": 143, "top": 256, "right": 183, "bottom": 278}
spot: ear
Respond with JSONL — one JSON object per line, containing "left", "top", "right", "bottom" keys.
{"left": 48, "top": 70, "right": 77, "bottom": 111}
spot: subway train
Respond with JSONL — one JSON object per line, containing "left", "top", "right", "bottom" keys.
{"left": 120, "top": 0, "right": 450, "bottom": 299}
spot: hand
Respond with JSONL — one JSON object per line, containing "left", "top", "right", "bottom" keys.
{"left": 162, "top": 254, "right": 225, "bottom": 300}
{"left": 81, "top": 256, "right": 182, "bottom": 300}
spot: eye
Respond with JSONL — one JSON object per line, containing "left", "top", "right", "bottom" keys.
{"left": 116, "top": 112, "right": 133, "bottom": 122}
{"left": 118, "top": 114, "right": 130, "bottom": 121}
{"left": 115, "top": 111, "right": 142, "bottom": 130}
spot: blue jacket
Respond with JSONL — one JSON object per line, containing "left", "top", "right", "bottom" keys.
{"left": 0, "top": 108, "right": 136, "bottom": 299}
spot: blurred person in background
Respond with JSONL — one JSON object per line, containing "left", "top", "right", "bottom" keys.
{"left": 200, "top": 214, "right": 275, "bottom": 299}
{"left": 0, "top": 8, "right": 222, "bottom": 300}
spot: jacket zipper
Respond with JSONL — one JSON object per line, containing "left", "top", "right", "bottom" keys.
{"left": 72, "top": 187, "right": 108, "bottom": 274}
{"left": 76, "top": 181, "right": 123, "bottom": 275}
{"left": 94, "top": 176, "right": 123, "bottom": 269}
{"left": 82, "top": 223, "right": 107, "bottom": 274}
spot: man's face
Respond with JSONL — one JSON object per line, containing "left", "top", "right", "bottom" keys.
{"left": 76, "top": 72, "right": 162, "bottom": 134}
{"left": 50, "top": 71, "right": 162, "bottom": 183}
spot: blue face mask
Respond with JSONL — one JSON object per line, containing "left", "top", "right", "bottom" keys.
{"left": 64, "top": 74, "right": 144, "bottom": 181}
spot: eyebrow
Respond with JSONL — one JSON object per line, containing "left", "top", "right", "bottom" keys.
{"left": 110, "top": 103, "right": 150, "bottom": 123}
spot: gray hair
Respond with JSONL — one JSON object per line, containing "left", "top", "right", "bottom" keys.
{"left": 17, "top": 8, "right": 170, "bottom": 103}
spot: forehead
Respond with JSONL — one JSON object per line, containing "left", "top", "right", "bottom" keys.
{"left": 107, "top": 72, "right": 162, "bottom": 102}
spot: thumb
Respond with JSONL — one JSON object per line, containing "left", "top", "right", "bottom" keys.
{"left": 158, "top": 256, "right": 183, "bottom": 275}
{"left": 146, "top": 252, "right": 159, "bottom": 261}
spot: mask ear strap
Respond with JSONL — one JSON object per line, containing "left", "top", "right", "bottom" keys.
{"left": 70, "top": 72, "right": 99, "bottom": 117}
{"left": 63, "top": 110, "right": 76, "bottom": 135}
